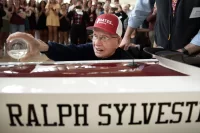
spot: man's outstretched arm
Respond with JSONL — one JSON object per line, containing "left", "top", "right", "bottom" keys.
{"left": 120, "top": 0, "right": 154, "bottom": 48}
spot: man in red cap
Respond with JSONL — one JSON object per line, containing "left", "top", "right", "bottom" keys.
{"left": 7, "top": 14, "right": 135, "bottom": 61}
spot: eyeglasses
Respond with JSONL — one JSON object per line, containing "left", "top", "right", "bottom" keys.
{"left": 91, "top": 34, "right": 118, "bottom": 42}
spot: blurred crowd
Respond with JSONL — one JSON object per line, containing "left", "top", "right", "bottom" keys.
{"left": 0, "top": 0, "right": 135, "bottom": 51}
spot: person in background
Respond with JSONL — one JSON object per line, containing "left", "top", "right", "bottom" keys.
{"left": 9, "top": 0, "right": 26, "bottom": 33}
{"left": 115, "top": 4, "right": 128, "bottom": 37}
{"left": 27, "top": 0, "right": 37, "bottom": 36}
{"left": 127, "top": 4, "right": 131, "bottom": 9}
{"left": 20, "top": 0, "right": 27, "bottom": 8}
{"left": 0, "top": 0, "right": 9, "bottom": 55}
{"left": 20, "top": 0, "right": 29, "bottom": 32}
{"left": 68, "top": 0, "right": 89, "bottom": 44}
{"left": 45, "top": 0, "right": 60, "bottom": 43}
{"left": 82, "top": 0, "right": 88, "bottom": 11}
{"left": 146, "top": 4, "right": 157, "bottom": 46}
{"left": 92, "top": 0, "right": 98, "bottom": 5}
{"left": 87, "top": 4, "right": 96, "bottom": 26}
{"left": 96, "top": 2, "right": 103, "bottom": 16}
{"left": 87, "top": 4, "right": 97, "bottom": 42}
{"left": 57, "top": 0, "right": 63, "bottom": 5}
{"left": 109, "top": 7, "right": 116, "bottom": 14}
{"left": 121, "top": 0, "right": 200, "bottom": 55}
{"left": 87, "top": 0, "right": 92, "bottom": 10}
{"left": 58, "top": 3, "right": 70, "bottom": 44}
{"left": 0, "top": 0, "right": 6, "bottom": 56}
{"left": 122, "top": 4, "right": 131, "bottom": 17}
{"left": 105, "top": 0, "right": 111, "bottom": 5}
{"left": 7, "top": 0, "right": 13, "bottom": 20}
{"left": 102, "top": 2, "right": 110, "bottom": 14}
{"left": 65, "top": 2, "right": 69, "bottom": 10}
{"left": 36, "top": 0, "right": 48, "bottom": 42}
{"left": 7, "top": 14, "right": 135, "bottom": 61}
{"left": 68, "top": 0, "right": 76, "bottom": 12}
{"left": 114, "top": 0, "right": 120, "bottom": 7}
{"left": 122, "top": 4, "right": 130, "bottom": 32}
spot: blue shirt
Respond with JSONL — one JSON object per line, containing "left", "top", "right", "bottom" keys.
{"left": 128, "top": 0, "right": 200, "bottom": 46}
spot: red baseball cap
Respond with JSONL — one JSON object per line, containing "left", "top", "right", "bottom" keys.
{"left": 87, "top": 14, "right": 123, "bottom": 37}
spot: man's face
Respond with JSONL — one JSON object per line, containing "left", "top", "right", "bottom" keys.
{"left": 93, "top": 28, "right": 120, "bottom": 58}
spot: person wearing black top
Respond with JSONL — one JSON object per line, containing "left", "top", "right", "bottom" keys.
{"left": 115, "top": 5, "right": 128, "bottom": 38}
{"left": 67, "top": 0, "right": 89, "bottom": 45}
{"left": 36, "top": 0, "right": 48, "bottom": 42}
{"left": 58, "top": 3, "right": 70, "bottom": 44}
{"left": 121, "top": 0, "right": 200, "bottom": 56}
{"left": 0, "top": 3, "right": 6, "bottom": 30}
{"left": 6, "top": 14, "right": 148, "bottom": 61}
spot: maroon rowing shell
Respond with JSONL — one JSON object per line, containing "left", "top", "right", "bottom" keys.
{"left": 0, "top": 62, "right": 187, "bottom": 77}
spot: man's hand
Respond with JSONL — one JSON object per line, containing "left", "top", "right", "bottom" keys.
{"left": 177, "top": 43, "right": 200, "bottom": 55}
{"left": 119, "top": 36, "right": 131, "bottom": 50}
{"left": 124, "top": 43, "right": 138, "bottom": 51}
{"left": 177, "top": 49, "right": 183, "bottom": 53}
{"left": 6, "top": 32, "right": 41, "bottom": 61}
{"left": 152, "top": 7, "right": 157, "bottom": 15}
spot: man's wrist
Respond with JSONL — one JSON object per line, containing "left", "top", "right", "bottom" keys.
{"left": 37, "top": 39, "right": 49, "bottom": 52}
{"left": 181, "top": 47, "right": 189, "bottom": 55}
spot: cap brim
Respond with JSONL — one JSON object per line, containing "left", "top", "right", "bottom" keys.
{"left": 86, "top": 26, "right": 116, "bottom": 35}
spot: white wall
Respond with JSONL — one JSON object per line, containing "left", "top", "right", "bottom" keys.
{"left": 119, "top": 0, "right": 136, "bottom": 5}
{"left": 98, "top": 0, "right": 137, "bottom": 9}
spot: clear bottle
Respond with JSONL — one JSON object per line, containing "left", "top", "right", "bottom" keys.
{"left": 6, "top": 38, "right": 28, "bottom": 61}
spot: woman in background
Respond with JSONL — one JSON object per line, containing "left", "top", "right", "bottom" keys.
{"left": 102, "top": 2, "right": 110, "bottom": 14}
{"left": 96, "top": 2, "right": 103, "bottom": 16}
{"left": 87, "top": 0, "right": 92, "bottom": 10}
{"left": 10, "top": 0, "right": 26, "bottom": 33}
{"left": 45, "top": 0, "right": 60, "bottom": 43}
{"left": 82, "top": 0, "right": 88, "bottom": 11}
{"left": 0, "top": 0, "right": 6, "bottom": 56}
{"left": 87, "top": 5, "right": 96, "bottom": 42}
{"left": 87, "top": 5, "right": 96, "bottom": 26}
{"left": 115, "top": 5, "right": 128, "bottom": 37}
{"left": 27, "top": 0, "right": 37, "bottom": 36}
{"left": 58, "top": 3, "right": 70, "bottom": 44}
{"left": 36, "top": 0, "right": 47, "bottom": 42}
{"left": 0, "top": 0, "right": 9, "bottom": 55}
{"left": 20, "top": 0, "right": 29, "bottom": 32}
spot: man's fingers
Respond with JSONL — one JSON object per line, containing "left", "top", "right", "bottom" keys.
{"left": 124, "top": 43, "right": 137, "bottom": 51}
{"left": 6, "top": 32, "right": 29, "bottom": 43}
{"left": 124, "top": 44, "right": 132, "bottom": 51}
{"left": 19, "top": 49, "right": 39, "bottom": 62}
{"left": 20, "top": 53, "right": 32, "bottom": 62}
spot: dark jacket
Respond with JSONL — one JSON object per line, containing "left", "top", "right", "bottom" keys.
{"left": 87, "top": 10, "right": 97, "bottom": 26}
{"left": 0, "top": 3, "right": 6, "bottom": 29}
{"left": 155, "top": 0, "right": 200, "bottom": 50}
{"left": 146, "top": 10, "right": 156, "bottom": 31}
{"left": 43, "top": 42, "right": 133, "bottom": 61}
{"left": 115, "top": 11, "right": 128, "bottom": 37}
